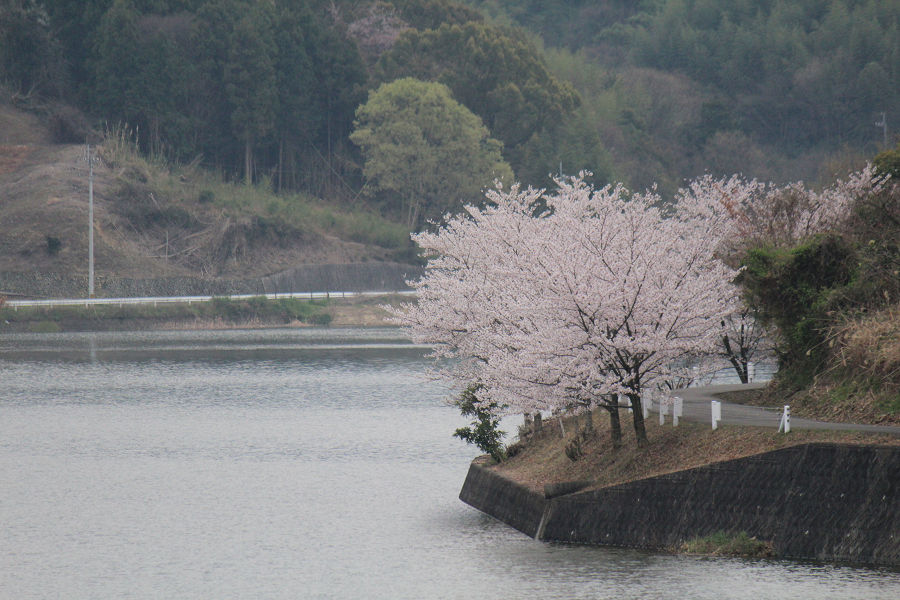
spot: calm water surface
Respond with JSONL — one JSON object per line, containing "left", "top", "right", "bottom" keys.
{"left": 1, "top": 328, "right": 897, "bottom": 599}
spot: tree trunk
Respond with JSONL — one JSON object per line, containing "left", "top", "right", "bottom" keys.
{"left": 629, "top": 392, "right": 648, "bottom": 447}
{"left": 606, "top": 405, "right": 622, "bottom": 449}
{"left": 583, "top": 407, "right": 594, "bottom": 433}
{"left": 244, "top": 138, "right": 253, "bottom": 186}
{"left": 277, "top": 138, "right": 284, "bottom": 193}
{"left": 723, "top": 333, "right": 750, "bottom": 384}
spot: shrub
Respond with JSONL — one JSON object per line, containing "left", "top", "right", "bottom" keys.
{"left": 453, "top": 385, "right": 506, "bottom": 462}
{"left": 873, "top": 143, "right": 900, "bottom": 179}
{"left": 681, "top": 531, "right": 774, "bottom": 558}
{"left": 308, "top": 313, "right": 333, "bottom": 326}
{"left": 45, "top": 235, "right": 61, "bottom": 255}
{"left": 564, "top": 435, "right": 584, "bottom": 461}
{"left": 739, "top": 234, "right": 856, "bottom": 384}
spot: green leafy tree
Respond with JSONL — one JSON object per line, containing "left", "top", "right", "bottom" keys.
{"left": 350, "top": 77, "right": 513, "bottom": 229}
{"left": 89, "top": 1, "right": 196, "bottom": 156}
{"left": 390, "top": 0, "right": 483, "bottom": 30}
{"left": 88, "top": 0, "right": 141, "bottom": 113}
{"left": 44, "top": 0, "right": 112, "bottom": 91}
{"left": 375, "top": 22, "right": 579, "bottom": 175}
{"left": 190, "top": 0, "right": 247, "bottom": 171}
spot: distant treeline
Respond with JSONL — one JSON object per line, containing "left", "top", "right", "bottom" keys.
{"left": 1, "top": 0, "right": 898, "bottom": 208}
{"left": 0, "top": 0, "right": 594, "bottom": 206}
{"left": 468, "top": 0, "right": 900, "bottom": 191}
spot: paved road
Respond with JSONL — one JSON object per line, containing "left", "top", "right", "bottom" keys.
{"left": 665, "top": 383, "right": 900, "bottom": 436}
{"left": 4, "top": 290, "right": 414, "bottom": 309}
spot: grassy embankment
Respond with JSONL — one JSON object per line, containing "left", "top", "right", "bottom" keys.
{"left": 96, "top": 124, "right": 416, "bottom": 274}
{"left": 490, "top": 408, "right": 899, "bottom": 558}
{"left": 730, "top": 304, "right": 900, "bottom": 427}
{"left": 0, "top": 102, "right": 417, "bottom": 281}
{"left": 0, "top": 293, "right": 406, "bottom": 333}
{"left": 495, "top": 409, "right": 900, "bottom": 495}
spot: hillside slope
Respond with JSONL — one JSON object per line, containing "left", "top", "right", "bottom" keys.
{"left": 0, "top": 101, "right": 409, "bottom": 286}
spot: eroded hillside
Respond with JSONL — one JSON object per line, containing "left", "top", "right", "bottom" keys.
{"left": 0, "top": 101, "right": 410, "bottom": 283}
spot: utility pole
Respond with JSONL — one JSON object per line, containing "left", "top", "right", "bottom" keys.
{"left": 83, "top": 143, "right": 100, "bottom": 298}
{"left": 875, "top": 112, "right": 888, "bottom": 148}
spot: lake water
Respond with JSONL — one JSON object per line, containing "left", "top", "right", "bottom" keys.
{"left": 1, "top": 328, "right": 897, "bottom": 599}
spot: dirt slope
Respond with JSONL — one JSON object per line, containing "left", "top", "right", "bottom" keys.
{"left": 0, "top": 101, "right": 390, "bottom": 281}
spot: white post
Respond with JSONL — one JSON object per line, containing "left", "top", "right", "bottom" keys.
{"left": 711, "top": 400, "right": 721, "bottom": 430}
{"left": 778, "top": 405, "right": 791, "bottom": 433}
{"left": 747, "top": 361, "right": 755, "bottom": 383}
{"left": 84, "top": 143, "right": 96, "bottom": 298}
{"left": 673, "top": 396, "right": 683, "bottom": 427}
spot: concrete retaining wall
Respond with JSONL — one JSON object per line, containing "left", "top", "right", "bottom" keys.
{"left": 459, "top": 459, "right": 546, "bottom": 538}
{"left": 0, "top": 262, "right": 423, "bottom": 298}
{"left": 459, "top": 444, "right": 900, "bottom": 566}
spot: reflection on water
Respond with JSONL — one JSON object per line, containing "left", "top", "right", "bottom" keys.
{"left": 1, "top": 328, "right": 897, "bottom": 599}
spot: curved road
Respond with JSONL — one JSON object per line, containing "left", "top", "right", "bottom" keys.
{"left": 671, "top": 383, "right": 900, "bottom": 435}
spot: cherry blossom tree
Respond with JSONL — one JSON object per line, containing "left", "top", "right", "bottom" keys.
{"left": 677, "top": 165, "right": 885, "bottom": 381}
{"left": 678, "top": 165, "right": 885, "bottom": 256}
{"left": 390, "top": 174, "right": 739, "bottom": 447}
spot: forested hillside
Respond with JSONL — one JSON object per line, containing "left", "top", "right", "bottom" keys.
{"left": 467, "top": 0, "right": 899, "bottom": 192}
{"left": 1, "top": 0, "right": 898, "bottom": 219}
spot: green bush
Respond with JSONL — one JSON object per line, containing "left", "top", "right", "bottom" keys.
{"left": 45, "top": 236, "right": 62, "bottom": 256}
{"left": 739, "top": 234, "right": 856, "bottom": 384}
{"left": 874, "top": 143, "right": 900, "bottom": 179}
{"left": 0, "top": 297, "right": 332, "bottom": 327}
{"left": 453, "top": 385, "right": 506, "bottom": 462}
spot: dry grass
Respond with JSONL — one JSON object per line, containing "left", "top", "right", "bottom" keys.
{"left": 0, "top": 101, "right": 410, "bottom": 281}
{"left": 717, "top": 304, "right": 900, "bottom": 426}
{"left": 829, "top": 303, "right": 900, "bottom": 384}
{"left": 493, "top": 411, "right": 900, "bottom": 493}
{"left": 326, "top": 294, "right": 407, "bottom": 327}
{"left": 679, "top": 531, "right": 775, "bottom": 558}
{"left": 0, "top": 144, "right": 33, "bottom": 175}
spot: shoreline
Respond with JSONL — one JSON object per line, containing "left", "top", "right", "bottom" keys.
{"left": 460, "top": 442, "right": 900, "bottom": 566}
{"left": 461, "top": 408, "right": 900, "bottom": 564}
{"left": 0, "top": 295, "right": 402, "bottom": 333}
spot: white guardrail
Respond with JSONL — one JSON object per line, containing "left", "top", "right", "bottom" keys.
{"left": 5, "top": 290, "right": 415, "bottom": 310}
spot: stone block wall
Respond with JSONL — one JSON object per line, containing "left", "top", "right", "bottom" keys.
{"left": 459, "top": 460, "right": 547, "bottom": 539}
{"left": 459, "top": 444, "right": 900, "bottom": 566}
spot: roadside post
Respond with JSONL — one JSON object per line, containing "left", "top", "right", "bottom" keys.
{"left": 778, "top": 405, "right": 791, "bottom": 433}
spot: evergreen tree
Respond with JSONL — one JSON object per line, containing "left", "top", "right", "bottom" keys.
{"left": 0, "top": 0, "right": 66, "bottom": 97}
{"left": 272, "top": 2, "right": 316, "bottom": 192}
{"left": 224, "top": 5, "right": 277, "bottom": 184}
